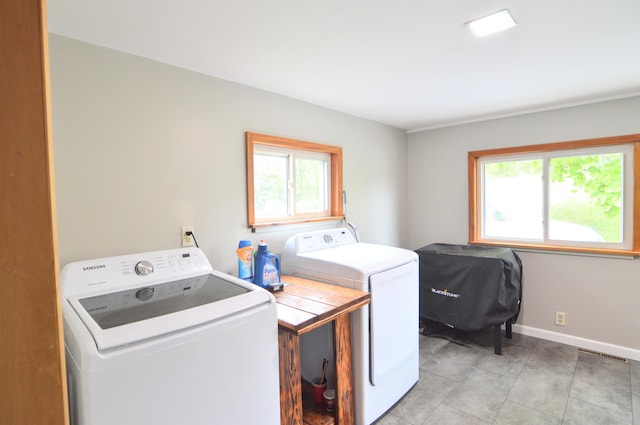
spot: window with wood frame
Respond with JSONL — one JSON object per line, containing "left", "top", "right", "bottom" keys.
{"left": 246, "top": 132, "right": 343, "bottom": 229}
{"left": 468, "top": 134, "right": 640, "bottom": 256}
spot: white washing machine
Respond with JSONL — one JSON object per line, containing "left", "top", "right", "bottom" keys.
{"left": 281, "top": 228, "right": 419, "bottom": 425}
{"left": 61, "top": 247, "right": 280, "bottom": 425}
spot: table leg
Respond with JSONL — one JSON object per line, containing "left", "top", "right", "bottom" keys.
{"left": 279, "top": 328, "right": 303, "bottom": 425}
{"left": 334, "top": 314, "right": 355, "bottom": 425}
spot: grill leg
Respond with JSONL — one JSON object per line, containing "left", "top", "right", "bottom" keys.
{"left": 493, "top": 325, "right": 502, "bottom": 355}
{"left": 505, "top": 320, "right": 513, "bottom": 339}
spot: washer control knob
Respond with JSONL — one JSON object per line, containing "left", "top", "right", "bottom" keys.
{"left": 135, "top": 287, "right": 155, "bottom": 301}
{"left": 134, "top": 260, "right": 154, "bottom": 276}
{"left": 323, "top": 234, "right": 334, "bottom": 244}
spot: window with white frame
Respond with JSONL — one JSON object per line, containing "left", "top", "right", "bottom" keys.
{"left": 468, "top": 134, "right": 640, "bottom": 255}
{"left": 246, "top": 132, "right": 343, "bottom": 229}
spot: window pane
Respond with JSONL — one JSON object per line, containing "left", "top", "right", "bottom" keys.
{"left": 295, "top": 158, "right": 327, "bottom": 213}
{"left": 549, "top": 153, "right": 623, "bottom": 243}
{"left": 483, "top": 159, "right": 543, "bottom": 240}
{"left": 254, "top": 154, "right": 288, "bottom": 219}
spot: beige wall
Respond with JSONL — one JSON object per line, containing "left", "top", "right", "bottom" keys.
{"left": 408, "top": 96, "right": 640, "bottom": 355}
{"left": 49, "top": 35, "right": 409, "bottom": 274}
{"left": 49, "top": 33, "right": 640, "bottom": 359}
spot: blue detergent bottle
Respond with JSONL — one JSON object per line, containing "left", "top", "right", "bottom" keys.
{"left": 236, "top": 240, "right": 254, "bottom": 282}
{"left": 253, "top": 240, "right": 280, "bottom": 289}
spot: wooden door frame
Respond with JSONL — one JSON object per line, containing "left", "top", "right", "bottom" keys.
{"left": 0, "top": 0, "right": 68, "bottom": 424}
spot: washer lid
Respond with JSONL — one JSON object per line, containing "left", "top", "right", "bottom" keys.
{"left": 67, "top": 271, "right": 272, "bottom": 351}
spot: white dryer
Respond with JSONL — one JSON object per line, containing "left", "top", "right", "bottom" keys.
{"left": 281, "top": 228, "right": 419, "bottom": 425}
{"left": 61, "top": 247, "right": 280, "bottom": 425}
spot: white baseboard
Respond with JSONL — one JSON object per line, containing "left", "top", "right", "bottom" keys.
{"left": 512, "top": 324, "right": 640, "bottom": 362}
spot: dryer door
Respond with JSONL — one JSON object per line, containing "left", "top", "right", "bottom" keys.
{"left": 369, "top": 261, "right": 418, "bottom": 385}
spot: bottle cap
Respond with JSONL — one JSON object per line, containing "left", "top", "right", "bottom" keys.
{"left": 238, "top": 240, "right": 252, "bottom": 248}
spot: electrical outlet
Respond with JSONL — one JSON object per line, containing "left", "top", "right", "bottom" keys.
{"left": 555, "top": 311, "right": 566, "bottom": 326}
{"left": 181, "top": 226, "right": 195, "bottom": 247}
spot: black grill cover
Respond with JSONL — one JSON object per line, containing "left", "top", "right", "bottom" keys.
{"left": 416, "top": 244, "right": 522, "bottom": 331}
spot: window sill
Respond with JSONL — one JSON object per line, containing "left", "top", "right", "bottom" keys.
{"left": 250, "top": 216, "right": 344, "bottom": 232}
{"left": 469, "top": 240, "right": 639, "bottom": 259}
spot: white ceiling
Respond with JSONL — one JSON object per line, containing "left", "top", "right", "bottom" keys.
{"left": 46, "top": 0, "right": 640, "bottom": 132}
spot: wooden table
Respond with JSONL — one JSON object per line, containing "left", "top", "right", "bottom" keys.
{"left": 274, "top": 276, "right": 371, "bottom": 425}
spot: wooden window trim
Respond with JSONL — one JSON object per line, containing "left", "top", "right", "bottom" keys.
{"left": 468, "top": 134, "right": 640, "bottom": 256}
{"left": 246, "top": 132, "right": 343, "bottom": 230}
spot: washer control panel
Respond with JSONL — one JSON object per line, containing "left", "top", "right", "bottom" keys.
{"left": 61, "top": 247, "right": 212, "bottom": 297}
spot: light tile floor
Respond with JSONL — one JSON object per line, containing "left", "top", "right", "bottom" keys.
{"left": 375, "top": 328, "right": 639, "bottom": 425}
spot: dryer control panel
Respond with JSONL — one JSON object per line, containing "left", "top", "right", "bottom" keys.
{"left": 287, "top": 228, "right": 356, "bottom": 254}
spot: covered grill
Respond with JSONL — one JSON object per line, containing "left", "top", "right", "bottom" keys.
{"left": 416, "top": 243, "right": 522, "bottom": 354}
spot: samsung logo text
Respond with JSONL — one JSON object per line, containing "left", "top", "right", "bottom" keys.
{"left": 83, "top": 264, "right": 106, "bottom": 271}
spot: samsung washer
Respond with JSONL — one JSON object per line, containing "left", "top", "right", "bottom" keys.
{"left": 61, "top": 247, "right": 280, "bottom": 425}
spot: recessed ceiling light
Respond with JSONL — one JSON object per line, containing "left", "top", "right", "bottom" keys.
{"left": 466, "top": 9, "right": 516, "bottom": 37}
